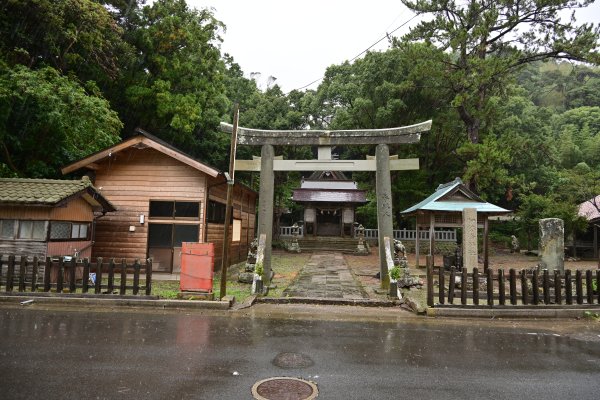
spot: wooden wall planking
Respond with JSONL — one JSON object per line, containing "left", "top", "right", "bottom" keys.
{"left": 0, "top": 240, "right": 46, "bottom": 259}
{"left": 92, "top": 148, "right": 206, "bottom": 262}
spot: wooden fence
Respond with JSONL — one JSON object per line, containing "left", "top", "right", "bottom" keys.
{"left": 0, "top": 255, "right": 153, "bottom": 296}
{"left": 427, "top": 260, "right": 600, "bottom": 308}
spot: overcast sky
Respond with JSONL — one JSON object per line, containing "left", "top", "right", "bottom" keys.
{"left": 188, "top": 0, "right": 600, "bottom": 93}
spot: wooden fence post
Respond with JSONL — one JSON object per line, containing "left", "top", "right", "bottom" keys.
{"left": 554, "top": 270, "right": 562, "bottom": 305}
{"left": 473, "top": 267, "right": 479, "bottom": 305}
{"left": 31, "top": 256, "right": 39, "bottom": 292}
{"left": 565, "top": 269, "right": 573, "bottom": 305}
{"left": 498, "top": 269, "right": 505, "bottom": 306}
{"left": 438, "top": 265, "right": 445, "bottom": 305}
{"left": 575, "top": 270, "right": 583, "bottom": 305}
{"left": 509, "top": 269, "right": 517, "bottom": 305}
{"left": 7, "top": 255, "right": 15, "bottom": 292}
{"left": 44, "top": 257, "right": 52, "bottom": 292}
{"left": 68, "top": 257, "right": 77, "bottom": 293}
{"left": 521, "top": 269, "right": 528, "bottom": 305}
{"left": 597, "top": 270, "right": 600, "bottom": 305}
{"left": 543, "top": 269, "right": 550, "bottom": 305}
{"left": 532, "top": 269, "right": 539, "bottom": 305}
{"left": 426, "top": 261, "right": 433, "bottom": 307}
{"left": 82, "top": 258, "right": 90, "bottom": 293}
{"left": 486, "top": 267, "right": 494, "bottom": 307}
{"left": 133, "top": 259, "right": 140, "bottom": 295}
{"left": 56, "top": 257, "right": 64, "bottom": 293}
{"left": 461, "top": 268, "right": 468, "bottom": 305}
{"left": 18, "top": 256, "right": 27, "bottom": 292}
{"left": 586, "top": 270, "right": 593, "bottom": 305}
{"left": 448, "top": 267, "right": 456, "bottom": 304}
{"left": 95, "top": 258, "right": 103, "bottom": 294}
{"left": 145, "top": 258, "right": 153, "bottom": 296}
{"left": 120, "top": 259, "right": 127, "bottom": 295}
{"left": 108, "top": 259, "right": 115, "bottom": 294}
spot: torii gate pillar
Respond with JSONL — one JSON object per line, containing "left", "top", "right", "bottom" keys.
{"left": 257, "top": 144, "right": 275, "bottom": 286}
{"left": 376, "top": 144, "right": 393, "bottom": 289}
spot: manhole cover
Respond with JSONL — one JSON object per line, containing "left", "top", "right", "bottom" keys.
{"left": 252, "top": 377, "right": 318, "bottom": 400}
{"left": 272, "top": 352, "right": 314, "bottom": 369}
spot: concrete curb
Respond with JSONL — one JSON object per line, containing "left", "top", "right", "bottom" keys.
{"left": 0, "top": 295, "right": 232, "bottom": 310}
{"left": 426, "top": 306, "right": 600, "bottom": 319}
{"left": 258, "top": 296, "right": 399, "bottom": 307}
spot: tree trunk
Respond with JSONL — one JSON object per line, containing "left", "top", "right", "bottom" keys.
{"left": 457, "top": 105, "right": 481, "bottom": 144}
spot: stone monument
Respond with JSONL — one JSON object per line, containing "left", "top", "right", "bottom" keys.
{"left": 539, "top": 218, "right": 564, "bottom": 272}
{"left": 462, "top": 208, "right": 478, "bottom": 271}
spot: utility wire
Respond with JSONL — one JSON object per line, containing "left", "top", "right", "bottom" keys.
{"left": 287, "top": 13, "right": 419, "bottom": 94}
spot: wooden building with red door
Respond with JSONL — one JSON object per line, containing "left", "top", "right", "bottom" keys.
{"left": 61, "top": 129, "right": 257, "bottom": 274}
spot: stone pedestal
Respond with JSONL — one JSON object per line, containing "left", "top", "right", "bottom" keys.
{"left": 462, "top": 208, "right": 478, "bottom": 271}
{"left": 539, "top": 218, "right": 564, "bottom": 272}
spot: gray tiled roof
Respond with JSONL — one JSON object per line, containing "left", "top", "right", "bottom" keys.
{"left": 0, "top": 177, "right": 114, "bottom": 211}
{"left": 292, "top": 188, "right": 368, "bottom": 203}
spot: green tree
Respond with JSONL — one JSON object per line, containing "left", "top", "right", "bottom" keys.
{"left": 119, "top": 0, "right": 229, "bottom": 167}
{"left": 401, "top": 0, "right": 600, "bottom": 144}
{"left": 0, "top": 65, "right": 122, "bottom": 177}
{"left": 0, "top": 0, "right": 131, "bottom": 84}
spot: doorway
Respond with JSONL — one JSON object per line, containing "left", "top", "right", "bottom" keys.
{"left": 148, "top": 223, "right": 199, "bottom": 273}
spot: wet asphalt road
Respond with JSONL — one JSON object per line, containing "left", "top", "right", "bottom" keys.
{"left": 1, "top": 304, "right": 599, "bottom": 400}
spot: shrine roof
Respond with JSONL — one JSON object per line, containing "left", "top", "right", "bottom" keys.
{"left": 300, "top": 180, "right": 358, "bottom": 190}
{"left": 292, "top": 188, "right": 368, "bottom": 204}
{"left": 401, "top": 177, "right": 511, "bottom": 215}
{"left": 578, "top": 195, "right": 600, "bottom": 222}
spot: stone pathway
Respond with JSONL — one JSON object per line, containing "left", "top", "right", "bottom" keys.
{"left": 282, "top": 252, "right": 368, "bottom": 299}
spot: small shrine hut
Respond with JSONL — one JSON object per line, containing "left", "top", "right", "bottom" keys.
{"left": 401, "top": 178, "right": 512, "bottom": 269}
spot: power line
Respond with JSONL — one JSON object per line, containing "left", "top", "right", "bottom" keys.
{"left": 286, "top": 13, "right": 419, "bottom": 94}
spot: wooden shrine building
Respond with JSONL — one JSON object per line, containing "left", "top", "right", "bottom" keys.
{"left": 291, "top": 171, "right": 367, "bottom": 237}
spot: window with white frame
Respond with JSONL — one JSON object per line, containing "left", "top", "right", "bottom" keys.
{"left": 17, "top": 220, "right": 47, "bottom": 240}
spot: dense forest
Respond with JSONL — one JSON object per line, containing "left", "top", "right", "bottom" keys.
{"left": 0, "top": 0, "right": 599, "bottom": 248}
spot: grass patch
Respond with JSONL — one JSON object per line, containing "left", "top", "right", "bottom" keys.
{"left": 212, "top": 264, "right": 253, "bottom": 302}
{"left": 268, "top": 251, "right": 311, "bottom": 297}
{"left": 149, "top": 280, "right": 180, "bottom": 299}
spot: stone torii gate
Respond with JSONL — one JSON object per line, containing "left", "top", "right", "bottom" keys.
{"left": 220, "top": 121, "right": 432, "bottom": 289}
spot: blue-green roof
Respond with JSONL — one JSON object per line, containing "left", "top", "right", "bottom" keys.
{"left": 401, "top": 178, "right": 511, "bottom": 215}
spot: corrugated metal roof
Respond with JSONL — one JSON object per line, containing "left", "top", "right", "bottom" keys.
{"left": 292, "top": 189, "right": 367, "bottom": 203}
{"left": 402, "top": 178, "right": 511, "bottom": 215}
{"left": 0, "top": 177, "right": 115, "bottom": 211}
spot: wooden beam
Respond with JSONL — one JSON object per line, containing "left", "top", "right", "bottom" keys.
{"left": 366, "top": 155, "right": 398, "bottom": 160}
{"left": 61, "top": 137, "right": 144, "bottom": 174}
{"left": 61, "top": 135, "right": 221, "bottom": 178}
{"left": 221, "top": 120, "right": 431, "bottom": 146}
{"left": 235, "top": 158, "right": 419, "bottom": 172}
